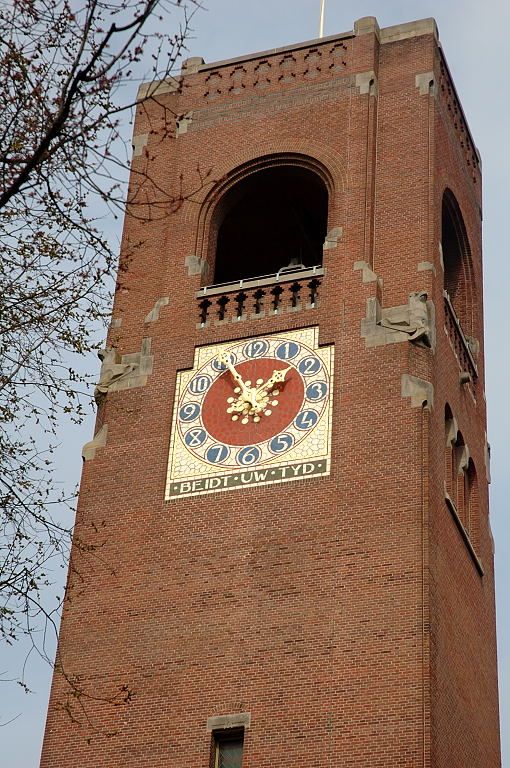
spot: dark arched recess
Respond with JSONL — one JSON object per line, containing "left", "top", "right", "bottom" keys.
{"left": 442, "top": 189, "right": 474, "bottom": 335}
{"left": 212, "top": 164, "right": 328, "bottom": 284}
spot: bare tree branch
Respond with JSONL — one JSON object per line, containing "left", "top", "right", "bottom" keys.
{"left": 0, "top": 0, "right": 203, "bottom": 721}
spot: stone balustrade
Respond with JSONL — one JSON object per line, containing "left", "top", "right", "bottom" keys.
{"left": 444, "top": 291, "right": 478, "bottom": 381}
{"left": 196, "top": 266, "right": 324, "bottom": 327}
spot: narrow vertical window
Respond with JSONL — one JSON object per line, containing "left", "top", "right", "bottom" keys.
{"left": 466, "top": 459, "right": 480, "bottom": 551}
{"left": 445, "top": 406, "right": 456, "bottom": 501}
{"left": 212, "top": 729, "right": 244, "bottom": 768}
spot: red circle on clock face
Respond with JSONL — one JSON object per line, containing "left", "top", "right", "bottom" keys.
{"left": 202, "top": 358, "right": 304, "bottom": 447}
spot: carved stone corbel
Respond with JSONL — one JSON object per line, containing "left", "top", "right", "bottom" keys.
{"left": 362, "top": 291, "right": 435, "bottom": 350}
{"left": 94, "top": 339, "right": 153, "bottom": 401}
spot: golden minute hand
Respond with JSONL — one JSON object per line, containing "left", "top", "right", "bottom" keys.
{"left": 217, "top": 352, "right": 248, "bottom": 393}
{"left": 255, "top": 366, "right": 292, "bottom": 397}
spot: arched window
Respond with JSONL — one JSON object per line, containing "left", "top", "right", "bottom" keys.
{"left": 444, "top": 405, "right": 479, "bottom": 553}
{"left": 454, "top": 431, "right": 468, "bottom": 527}
{"left": 441, "top": 190, "right": 474, "bottom": 335}
{"left": 444, "top": 404, "right": 457, "bottom": 501}
{"left": 465, "top": 460, "right": 479, "bottom": 551}
{"left": 211, "top": 165, "right": 328, "bottom": 284}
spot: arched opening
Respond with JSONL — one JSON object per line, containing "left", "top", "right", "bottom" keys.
{"left": 465, "top": 459, "right": 479, "bottom": 550}
{"left": 441, "top": 190, "right": 474, "bottom": 334}
{"left": 444, "top": 404, "right": 456, "bottom": 500}
{"left": 211, "top": 165, "right": 328, "bottom": 284}
{"left": 454, "top": 431, "right": 467, "bottom": 526}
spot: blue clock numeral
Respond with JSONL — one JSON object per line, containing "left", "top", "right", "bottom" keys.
{"left": 212, "top": 353, "right": 236, "bottom": 372}
{"left": 298, "top": 356, "right": 322, "bottom": 376}
{"left": 206, "top": 443, "right": 230, "bottom": 464}
{"left": 179, "top": 402, "right": 201, "bottom": 422}
{"left": 269, "top": 433, "right": 294, "bottom": 454}
{"left": 276, "top": 341, "right": 300, "bottom": 361}
{"left": 184, "top": 428, "right": 207, "bottom": 448}
{"left": 188, "top": 374, "right": 211, "bottom": 395}
{"left": 305, "top": 381, "right": 328, "bottom": 402}
{"left": 243, "top": 339, "right": 269, "bottom": 359}
{"left": 295, "top": 410, "right": 319, "bottom": 431}
{"left": 236, "top": 445, "right": 261, "bottom": 466}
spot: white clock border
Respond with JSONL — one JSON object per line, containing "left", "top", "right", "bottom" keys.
{"left": 165, "top": 327, "right": 334, "bottom": 499}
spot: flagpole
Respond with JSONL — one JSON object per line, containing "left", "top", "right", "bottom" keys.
{"left": 319, "top": 0, "right": 325, "bottom": 38}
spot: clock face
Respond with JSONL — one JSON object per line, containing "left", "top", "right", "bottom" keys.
{"left": 166, "top": 327, "right": 333, "bottom": 499}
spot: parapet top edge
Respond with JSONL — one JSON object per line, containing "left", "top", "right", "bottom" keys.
{"left": 137, "top": 16, "right": 439, "bottom": 92}
{"left": 195, "top": 30, "right": 354, "bottom": 74}
{"left": 437, "top": 43, "right": 481, "bottom": 167}
{"left": 191, "top": 16, "right": 438, "bottom": 75}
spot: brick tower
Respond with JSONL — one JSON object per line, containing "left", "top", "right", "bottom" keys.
{"left": 40, "top": 16, "right": 501, "bottom": 768}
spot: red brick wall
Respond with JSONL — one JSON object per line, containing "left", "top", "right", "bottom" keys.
{"left": 40, "top": 21, "right": 501, "bottom": 768}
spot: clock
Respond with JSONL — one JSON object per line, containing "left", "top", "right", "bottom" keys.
{"left": 166, "top": 327, "right": 334, "bottom": 499}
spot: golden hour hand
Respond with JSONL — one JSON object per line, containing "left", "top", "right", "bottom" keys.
{"left": 255, "top": 366, "right": 291, "bottom": 397}
{"left": 216, "top": 355, "right": 289, "bottom": 425}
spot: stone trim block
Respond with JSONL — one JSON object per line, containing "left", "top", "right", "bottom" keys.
{"left": 95, "top": 339, "right": 153, "bottom": 399}
{"left": 355, "top": 70, "right": 378, "bottom": 96}
{"left": 82, "top": 424, "right": 108, "bottom": 461}
{"left": 353, "top": 260, "right": 378, "bottom": 283}
{"left": 455, "top": 443, "right": 470, "bottom": 475}
{"left": 466, "top": 335, "right": 480, "bottom": 359}
{"left": 401, "top": 375, "right": 434, "bottom": 410}
{"left": 176, "top": 112, "right": 193, "bottom": 136}
{"left": 323, "top": 226, "right": 343, "bottom": 250}
{"left": 185, "top": 254, "right": 206, "bottom": 276}
{"left": 485, "top": 436, "right": 491, "bottom": 484}
{"left": 362, "top": 292, "right": 436, "bottom": 350}
{"left": 181, "top": 57, "right": 204, "bottom": 75}
{"left": 206, "top": 713, "right": 251, "bottom": 732}
{"left": 445, "top": 416, "right": 459, "bottom": 447}
{"left": 110, "top": 318, "right": 122, "bottom": 329}
{"left": 354, "top": 17, "right": 380, "bottom": 39}
{"left": 132, "top": 133, "right": 149, "bottom": 157}
{"left": 415, "top": 72, "right": 436, "bottom": 96}
{"left": 380, "top": 18, "right": 438, "bottom": 44}
{"left": 137, "top": 77, "right": 180, "bottom": 100}
{"left": 145, "top": 297, "right": 169, "bottom": 323}
{"left": 417, "top": 261, "right": 436, "bottom": 275}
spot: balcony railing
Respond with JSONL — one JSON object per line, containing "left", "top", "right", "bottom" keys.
{"left": 196, "top": 265, "right": 324, "bottom": 327}
{"left": 443, "top": 291, "right": 478, "bottom": 380}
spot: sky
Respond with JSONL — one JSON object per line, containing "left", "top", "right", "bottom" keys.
{"left": 2, "top": 1, "right": 509, "bottom": 765}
